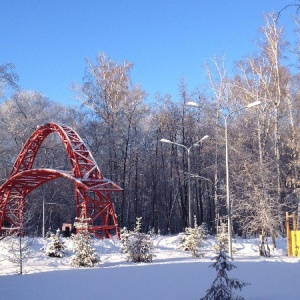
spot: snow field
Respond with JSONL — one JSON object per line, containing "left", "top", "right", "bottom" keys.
{"left": 0, "top": 235, "right": 299, "bottom": 300}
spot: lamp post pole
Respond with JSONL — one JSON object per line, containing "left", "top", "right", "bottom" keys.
{"left": 42, "top": 197, "right": 45, "bottom": 238}
{"left": 187, "top": 148, "right": 192, "bottom": 227}
{"left": 224, "top": 113, "right": 232, "bottom": 257}
{"left": 187, "top": 101, "right": 260, "bottom": 257}
{"left": 42, "top": 197, "right": 58, "bottom": 238}
{"left": 160, "top": 135, "right": 209, "bottom": 227}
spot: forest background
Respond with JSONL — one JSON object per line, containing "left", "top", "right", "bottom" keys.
{"left": 1, "top": 8, "right": 300, "bottom": 243}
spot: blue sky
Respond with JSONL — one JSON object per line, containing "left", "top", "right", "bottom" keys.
{"left": 0, "top": 1, "right": 297, "bottom": 105}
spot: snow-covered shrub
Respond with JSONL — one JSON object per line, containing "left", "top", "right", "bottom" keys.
{"left": 120, "top": 227, "right": 130, "bottom": 254}
{"left": 200, "top": 249, "right": 249, "bottom": 300}
{"left": 200, "top": 222, "right": 209, "bottom": 239}
{"left": 178, "top": 215, "right": 206, "bottom": 257}
{"left": 45, "top": 228, "right": 52, "bottom": 238}
{"left": 122, "top": 217, "right": 154, "bottom": 263}
{"left": 45, "top": 228, "right": 65, "bottom": 258}
{"left": 214, "top": 222, "right": 229, "bottom": 253}
{"left": 70, "top": 215, "right": 100, "bottom": 267}
{"left": 148, "top": 227, "right": 155, "bottom": 237}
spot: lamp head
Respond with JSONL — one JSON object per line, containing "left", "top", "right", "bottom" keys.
{"left": 193, "top": 135, "right": 209, "bottom": 147}
{"left": 246, "top": 101, "right": 261, "bottom": 108}
{"left": 200, "top": 135, "right": 209, "bottom": 142}
{"left": 186, "top": 101, "right": 200, "bottom": 108}
{"left": 160, "top": 138, "right": 172, "bottom": 144}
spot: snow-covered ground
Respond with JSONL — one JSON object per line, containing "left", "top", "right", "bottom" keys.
{"left": 0, "top": 235, "right": 299, "bottom": 300}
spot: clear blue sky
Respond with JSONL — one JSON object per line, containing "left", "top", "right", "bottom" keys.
{"left": 0, "top": 1, "right": 296, "bottom": 105}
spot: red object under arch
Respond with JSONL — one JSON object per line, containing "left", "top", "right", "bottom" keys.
{"left": 0, "top": 123, "right": 122, "bottom": 238}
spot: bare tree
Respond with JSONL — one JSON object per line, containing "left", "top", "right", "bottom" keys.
{"left": 1, "top": 202, "right": 36, "bottom": 274}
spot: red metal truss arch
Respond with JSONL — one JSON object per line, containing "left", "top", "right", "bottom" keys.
{"left": 0, "top": 123, "right": 122, "bottom": 238}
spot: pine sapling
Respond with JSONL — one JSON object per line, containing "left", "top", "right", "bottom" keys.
{"left": 70, "top": 213, "right": 100, "bottom": 267}
{"left": 124, "top": 217, "right": 154, "bottom": 263}
{"left": 179, "top": 215, "right": 206, "bottom": 257}
{"left": 45, "top": 228, "right": 65, "bottom": 258}
{"left": 214, "top": 222, "right": 229, "bottom": 253}
{"left": 200, "top": 249, "right": 249, "bottom": 300}
{"left": 45, "top": 228, "right": 52, "bottom": 238}
{"left": 200, "top": 222, "right": 209, "bottom": 239}
{"left": 120, "top": 227, "right": 130, "bottom": 254}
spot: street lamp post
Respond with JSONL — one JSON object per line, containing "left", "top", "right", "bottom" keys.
{"left": 187, "top": 100, "right": 260, "bottom": 257}
{"left": 160, "top": 135, "right": 209, "bottom": 227}
{"left": 42, "top": 197, "right": 58, "bottom": 238}
{"left": 42, "top": 197, "right": 45, "bottom": 238}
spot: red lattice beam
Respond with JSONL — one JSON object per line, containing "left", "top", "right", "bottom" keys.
{"left": 0, "top": 123, "right": 122, "bottom": 238}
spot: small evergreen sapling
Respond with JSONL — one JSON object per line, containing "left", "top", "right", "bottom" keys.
{"left": 178, "top": 215, "right": 206, "bottom": 257}
{"left": 70, "top": 213, "right": 100, "bottom": 267}
{"left": 45, "top": 228, "right": 52, "bottom": 238}
{"left": 200, "top": 249, "right": 249, "bottom": 300}
{"left": 120, "top": 227, "right": 130, "bottom": 254}
{"left": 45, "top": 228, "right": 65, "bottom": 258}
{"left": 214, "top": 222, "right": 229, "bottom": 253}
{"left": 122, "top": 217, "right": 154, "bottom": 263}
{"left": 200, "top": 222, "right": 209, "bottom": 238}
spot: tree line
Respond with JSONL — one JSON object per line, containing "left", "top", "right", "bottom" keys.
{"left": 1, "top": 13, "right": 300, "bottom": 242}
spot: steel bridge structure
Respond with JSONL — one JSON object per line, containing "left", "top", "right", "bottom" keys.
{"left": 0, "top": 123, "right": 122, "bottom": 238}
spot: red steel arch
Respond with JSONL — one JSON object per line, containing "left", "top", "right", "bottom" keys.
{"left": 0, "top": 123, "right": 122, "bottom": 238}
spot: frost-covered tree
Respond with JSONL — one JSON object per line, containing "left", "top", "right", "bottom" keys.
{"left": 72, "top": 52, "right": 147, "bottom": 228}
{"left": 3, "top": 233, "right": 34, "bottom": 275}
{"left": 45, "top": 229, "right": 65, "bottom": 258}
{"left": 178, "top": 215, "right": 206, "bottom": 257}
{"left": 258, "top": 234, "right": 270, "bottom": 257}
{"left": 0, "top": 63, "right": 18, "bottom": 99}
{"left": 70, "top": 214, "right": 100, "bottom": 267}
{"left": 1, "top": 205, "right": 36, "bottom": 275}
{"left": 200, "top": 250, "right": 249, "bottom": 300}
{"left": 123, "top": 217, "right": 154, "bottom": 263}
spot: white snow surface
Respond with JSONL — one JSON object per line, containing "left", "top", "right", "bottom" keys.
{"left": 0, "top": 235, "right": 299, "bottom": 300}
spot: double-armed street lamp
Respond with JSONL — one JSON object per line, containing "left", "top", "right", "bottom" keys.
{"left": 187, "top": 100, "right": 260, "bottom": 257}
{"left": 160, "top": 135, "right": 209, "bottom": 228}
